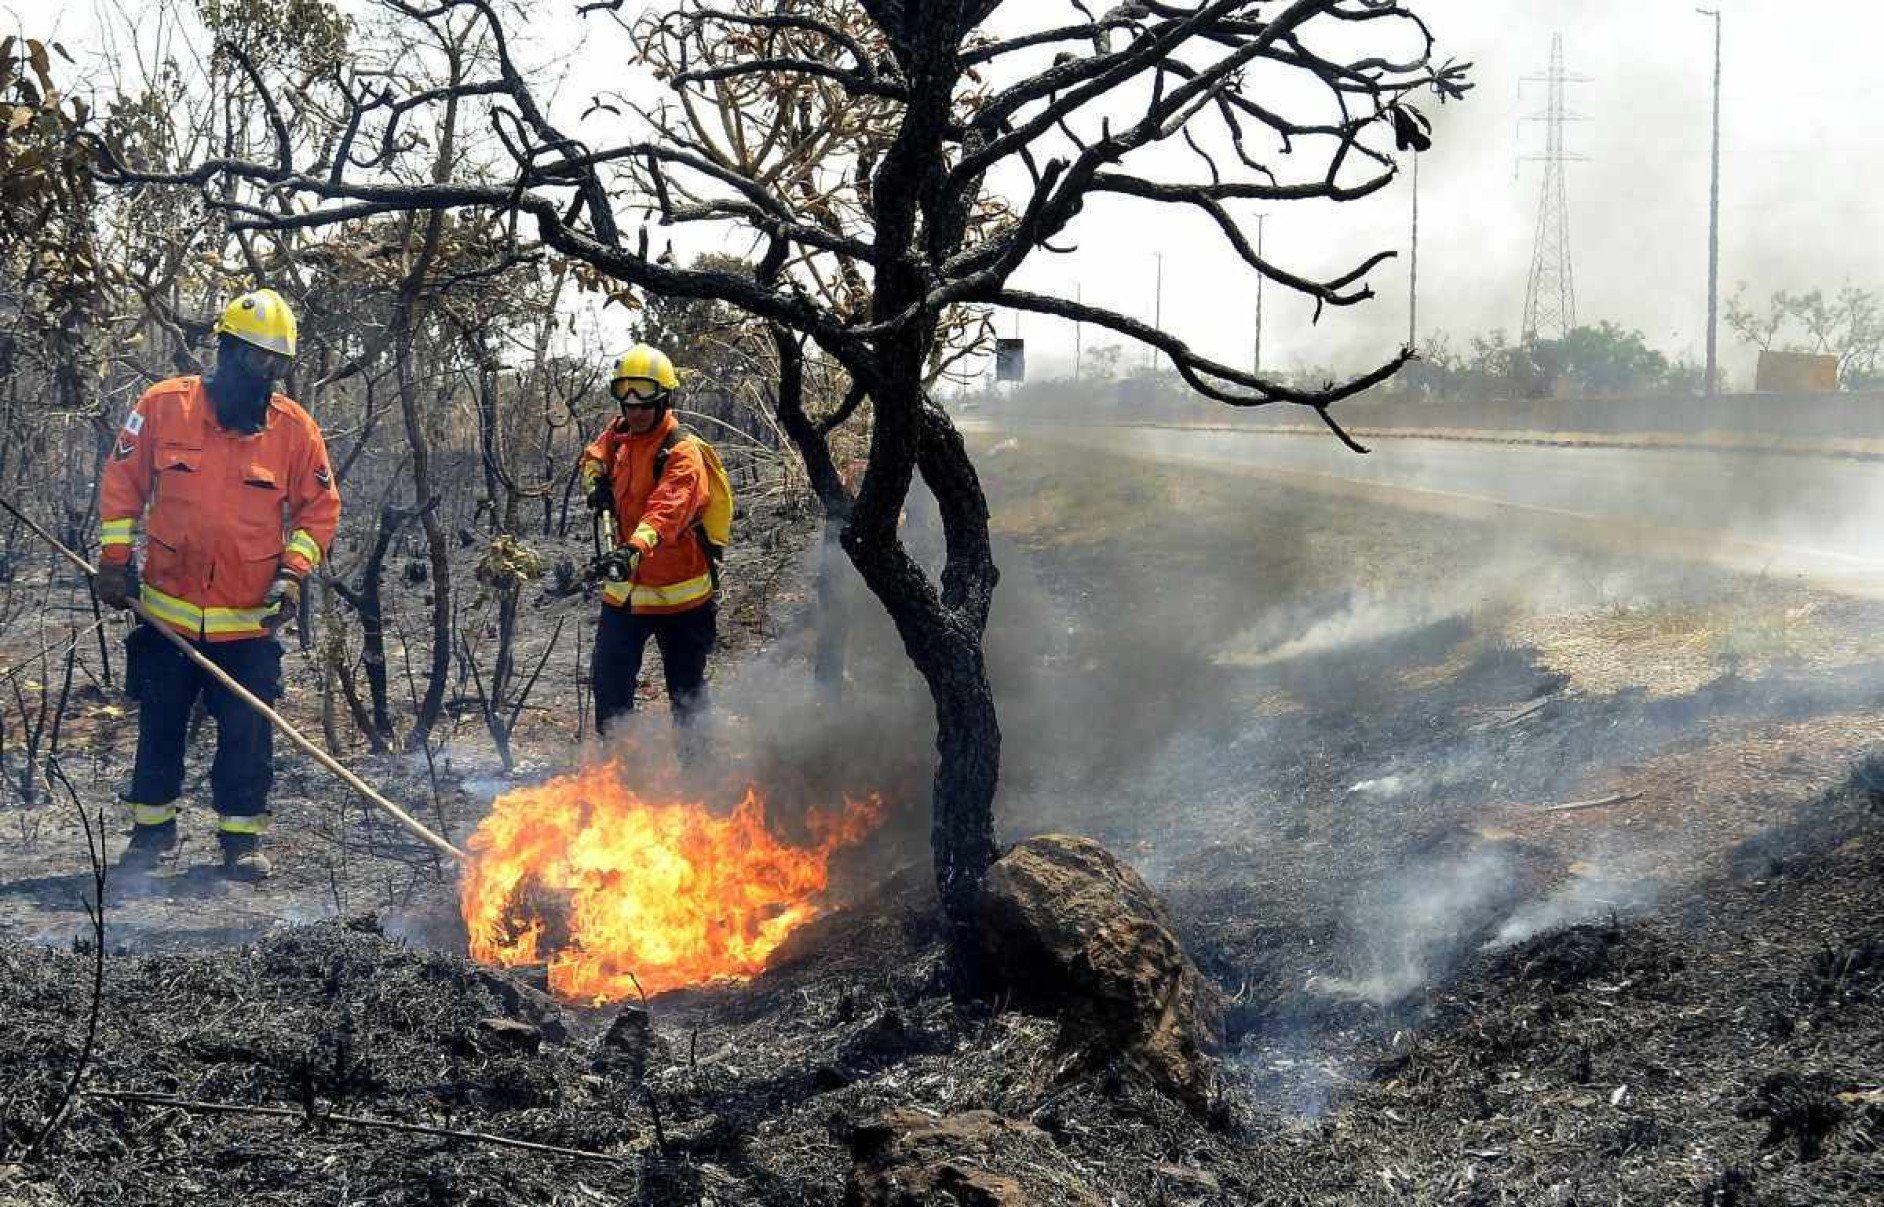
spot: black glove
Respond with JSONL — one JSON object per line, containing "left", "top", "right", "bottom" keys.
{"left": 261, "top": 573, "right": 302, "bottom": 633}
{"left": 586, "top": 477, "right": 614, "bottom": 512}
{"left": 94, "top": 562, "right": 134, "bottom": 610}
{"left": 597, "top": 545, "right": 641, "bottom": 583}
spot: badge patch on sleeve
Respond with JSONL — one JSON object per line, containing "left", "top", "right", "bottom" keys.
{"left": 123, "top": 410, "right": 144, "bottom": 436}
{"left": 314, "top": 465, "right": 332, "bottom": 490}
{"left": 113, "top": 440, "right": 135, "bottom": 461}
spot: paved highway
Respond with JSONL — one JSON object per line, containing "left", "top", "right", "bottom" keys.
{"left": 1011, "top": 424, "right": 1884, "bottom": 596}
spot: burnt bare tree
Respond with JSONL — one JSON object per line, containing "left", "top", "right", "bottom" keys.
{"left": 87, "top": 0, "right": 1468, "bottom": 938}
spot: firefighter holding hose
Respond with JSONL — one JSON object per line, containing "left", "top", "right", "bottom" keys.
{"left": 579, "top": 343, "right": 731, "bottom": 757}
{"left": 93, "top": 288, "right": 340, "bottom": 879}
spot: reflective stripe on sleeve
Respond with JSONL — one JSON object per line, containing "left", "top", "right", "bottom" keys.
{"left": 100, "top": 518, "right": 135, "bottom": 548}
{"left": 631, "top": 523, "right": 660, "bottom": 551}
{"left": 287, "top": 528, "right": 322, "bottom": 567}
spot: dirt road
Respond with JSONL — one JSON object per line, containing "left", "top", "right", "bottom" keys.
{"left": 1005, "top": 421, "right": 1884, "bottom": 595}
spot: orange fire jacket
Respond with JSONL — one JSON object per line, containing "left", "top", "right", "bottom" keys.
{"left": 98, "top": 376, "right": 341, "bottom": 642}
{"left": 580, "top": 410, "right": 713, "bottom": 614}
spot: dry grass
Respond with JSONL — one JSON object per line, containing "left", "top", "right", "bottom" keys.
{"left": 1509, "top": 592, "right": 1884, "bottom": 699}
{"left": 1494, "top": 712, "right": 1884, "bottom": 887}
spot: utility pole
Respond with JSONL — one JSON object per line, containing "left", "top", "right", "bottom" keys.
{"left": 1408, "top": 156, "right": 1419, "bottom": 348}
{"left": 1698, "top": 7, "right": 1722, "bottom": 396}
{"left": 1252, "top": 214, "right": 1267, "bottom": 375}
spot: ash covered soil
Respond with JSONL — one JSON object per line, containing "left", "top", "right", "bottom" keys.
{"left": 2, "top": 434, "right": 1882, "bottom": 1203}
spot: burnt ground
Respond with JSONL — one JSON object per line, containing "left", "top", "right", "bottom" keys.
{"left": 1, "top": 433, "right": 1882, "bottom": 1203}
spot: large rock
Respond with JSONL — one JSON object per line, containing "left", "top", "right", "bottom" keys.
{"left": 844, "top": 1110, "right": 1102, "bottom": 1207}
{"left": 975, "top": 835, "right": 1224, "bottom": 1107}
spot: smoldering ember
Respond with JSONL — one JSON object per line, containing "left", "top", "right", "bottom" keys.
{"left": 0, "top": 2, "right": 1880, "bottom": 1204}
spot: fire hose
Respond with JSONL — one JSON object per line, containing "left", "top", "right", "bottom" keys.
{"left": 0, "top": 496, "right": 469, "bottom": 865}
{"left": 538, "top": 488, "right": 636, "bottom": 601}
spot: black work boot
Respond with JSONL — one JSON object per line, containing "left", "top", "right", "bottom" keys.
{"left": 218, "top": 832, "right": 273, "bottom": 881}
{"left": 117, "top": 821, "right": 179, "bottom": 873}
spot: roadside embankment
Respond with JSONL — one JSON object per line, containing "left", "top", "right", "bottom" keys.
{"left": 971, "top": 388, "right": 1884, "bottom": 460}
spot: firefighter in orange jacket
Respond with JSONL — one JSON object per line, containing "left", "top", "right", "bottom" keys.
{"left": 94, "top": 288, "right": 340, "bottom": 879}
{"left": 580, "top": 344, "right": 717, "bottom": 749}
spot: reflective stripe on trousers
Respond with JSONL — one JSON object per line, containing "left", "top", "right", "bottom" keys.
{"left": 600, "top": 571, "right": 714, "bottom": 610}
{"left": 128, "top": 802, "right": 177, "bottom": 827}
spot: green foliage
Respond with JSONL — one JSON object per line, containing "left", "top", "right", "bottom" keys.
{"left": 1403, "top": 323, "right": 1679, "bottom": 400}
{"left": 1538, "top": 322, "right": 1672, "bottom": 396}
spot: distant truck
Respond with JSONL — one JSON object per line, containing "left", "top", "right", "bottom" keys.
{"left": 1754, "top": 350, "right": 1839, "bottom": 392}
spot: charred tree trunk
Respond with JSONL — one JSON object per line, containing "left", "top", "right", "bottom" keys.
{"left": 331, "top": 501, "right": 417, "bottom": 752}
{"left": 838, "top": 408, "right": 1002, "bottom": 932}
{"left": 491, "top": 589, "right": 518, "bottom": 719}
{"left": 391, "top": 33, "right": 471, "bottom": 751}
{"left": 393, "top": 321, "right": 452, "bottom": 749}
{"left": 862, "top": 396, "right": 1003, "bottom": 932}
{"left": 475, "top": 366, "right": 505, "bottom": 536}
{"left": 844, "top": 24, "right": 1008, "bottom": 932}
{"left": 775, "top": 314, "right": 1002, "bottom": 934}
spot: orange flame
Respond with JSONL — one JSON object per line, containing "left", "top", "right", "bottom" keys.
{"left": 459, "top": 760, "right": 883, "bottom": 1002}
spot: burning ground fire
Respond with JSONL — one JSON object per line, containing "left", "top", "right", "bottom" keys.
{"left": 459, "top": 760, "right": 883, "bottom": 1002}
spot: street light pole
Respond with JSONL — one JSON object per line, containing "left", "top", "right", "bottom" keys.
{"left": 1408, "top": 155, "right": 1420, "bottom": 349}
{"left": 1152, "top": 252, "right": 1164, "bottom": 372}
{"left": 1252, "top": 214, "right": 1267, "bottom": 375}
{"left": 1698, "top": 7, "right": 1722, "bottom": 397}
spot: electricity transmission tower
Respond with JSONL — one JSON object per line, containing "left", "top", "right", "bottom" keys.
{"left": 1520, "top": 34, "right": 1588, "bottom": 341}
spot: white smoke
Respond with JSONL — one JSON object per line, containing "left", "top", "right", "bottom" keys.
{"left": 1309, "top": 844, "right": 1519, "bottom": 1004}
{"left": 1484, "top": 858, "right": 1656, "bottom": 950}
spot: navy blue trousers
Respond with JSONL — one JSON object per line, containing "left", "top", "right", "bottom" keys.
{"left": 592, "top": 601, "right": 716, "bottom": 738}
{"left": 124, "top": 623, "right": 280, "bottom": 819}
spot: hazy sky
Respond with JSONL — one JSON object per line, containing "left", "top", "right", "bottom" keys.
{"left": 29, "top": 1, "right": 1884, "bottom": 382}
{"left": 1010, "top": 0, "right": 1884, "bottom": 381}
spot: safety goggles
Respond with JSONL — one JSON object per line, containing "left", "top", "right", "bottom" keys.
{"left": 610, "top": 377, "right": 669, "bottom": 404}
{"left": 225, "top": 339, "right": 293, "bottom": 381}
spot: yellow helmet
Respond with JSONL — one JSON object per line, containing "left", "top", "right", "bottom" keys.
{"left": 214, "top": 288, "right": 298, "bottom": 357}
{"left": 609, "top": 343, "right": 679, "bottom": 401}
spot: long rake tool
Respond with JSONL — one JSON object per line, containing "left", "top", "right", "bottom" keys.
{"left": 0, "top": 496, "right": 468, "bottom": 864}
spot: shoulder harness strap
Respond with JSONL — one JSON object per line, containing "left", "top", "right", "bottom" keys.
{"left": 651, "top": 425, "right": 721, "bottom": 588}
{"left": 651, "top": 423, "right": 693, "bottom": 476}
